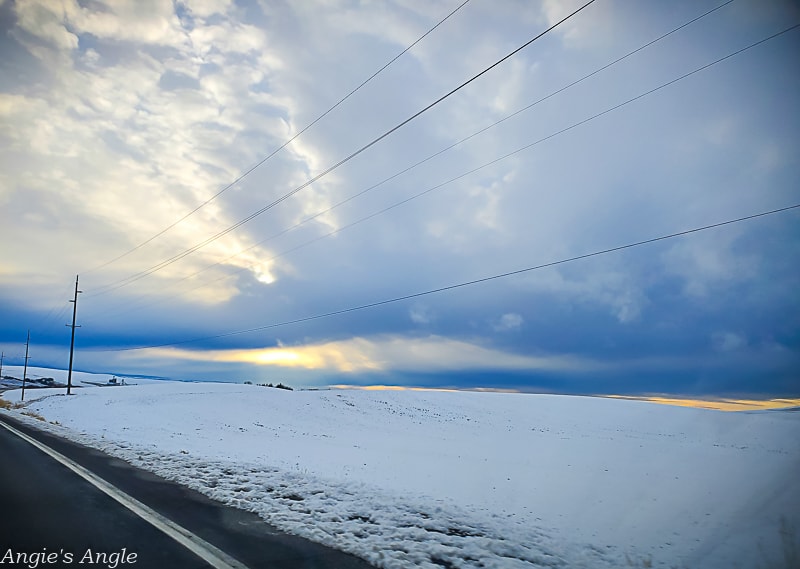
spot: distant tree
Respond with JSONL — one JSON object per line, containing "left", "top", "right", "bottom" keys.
{"left": 243, "top": 381, "right": 253, "bottom": 385}
{"left": 254, "top": 382, "right": 292, "bottom": 390}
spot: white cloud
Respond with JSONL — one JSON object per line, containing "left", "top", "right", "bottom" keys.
{"left": 0, "top": 1, "right": 297, "bottom": 301}
{"left": 181, "top": 0, "right": 233, "bottom": 19}
{"left": 540, "top": 0, "right": 615, "bottom": 48}
{"left": 13, "top": 1, "right": 79, "bottom": 51}
{"left": 70, "top": 1, "right": 186, "bottom": 47}
{"left": 13, "top": 0, "right": 189, "bottom": 52}
{"left": 712, "top": 332, "right": 747, "bottom": 353}
{"left": 189, "top": 21, "right": 267, "bottom": 56}
{"left": 516, "top": 267, "right": 648, "bottom": 324}
{"left": 662, "top": 231, "right": 756, "bottom": 298}
{"left": 409, "top": 305, "right": 433, "bottom": 325}
{"left": 493, "top": 312, "right": 523, "bottom": 332}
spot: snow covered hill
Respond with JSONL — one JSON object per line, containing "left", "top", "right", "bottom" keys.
{"left": 2, "top": 378, "right": 798, "bottom": 569}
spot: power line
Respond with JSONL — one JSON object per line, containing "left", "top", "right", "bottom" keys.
{"left": 32, "top": 301, "right": 71, "bottom": 336}
{"left": 257, "top": 25, "right": 797, "bottom": 262}
{"left": 90, "top": 203, "right": 800, "bottom": 352}
{"left": 84, "top": 0, "right": 473, "bottom": 275}
{"left": 85, "top": 0, "right": 598, "bottom": 298}
{"left": 209, "top": 0, "right": 734, "bottom": 263}
{"left": 216, "top": 1, "right": 737, "bottom": 261}
{"left": 29, "top": 281, "right": 80, "bottom": 335}
{"left": 92, "top": 16, "right": 796, "bottom": 319}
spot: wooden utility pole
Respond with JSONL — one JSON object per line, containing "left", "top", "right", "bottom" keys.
{"left": 0, "top": 351, "right": 4, "bottom": 379}
{"left": 21, "top": 331, "right": 30, "bottom": 401}
{"left": 66, "top": 275, "right": 82, "bottom": 396}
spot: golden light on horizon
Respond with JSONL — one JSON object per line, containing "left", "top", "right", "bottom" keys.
{"left": 330, "top": 384, "right": 462, "bottom": 393}
{"left": 606, "top": 395, "right": 800, "bottom": 412}
{"left": 137, "top": 350, "right": 797, "bottom": 412}
{"left": 333, "top": 388, "right": 800, "bottom": 410}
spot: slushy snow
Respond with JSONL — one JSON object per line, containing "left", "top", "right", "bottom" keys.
{"left": 2, "top": 370, "right": 798, "bottom": 568}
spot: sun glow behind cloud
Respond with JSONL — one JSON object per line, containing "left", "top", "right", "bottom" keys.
{"left": 0, "top": 0, "right": 288, "bottom": 301}
{"left": 138, "top": 335, "right": 596, "bottom": 374}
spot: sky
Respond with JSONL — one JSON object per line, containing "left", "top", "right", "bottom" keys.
{"left": 0, "top": 0, "right": 798, "bottom": 397}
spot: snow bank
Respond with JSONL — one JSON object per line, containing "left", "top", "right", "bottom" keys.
{"left": 3, "top": 382, "right": 798, "bottom": 568}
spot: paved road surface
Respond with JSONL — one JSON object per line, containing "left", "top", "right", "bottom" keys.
{"left": 0, "top": 414, "right": 376, "bottom": 569}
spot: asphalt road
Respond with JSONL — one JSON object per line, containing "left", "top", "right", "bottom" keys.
{"left": 0, "top": 414, "right": 376, "bottom": 569}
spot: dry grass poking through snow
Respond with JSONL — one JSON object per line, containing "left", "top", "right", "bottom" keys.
{"left": 20, "top": 410, "right": 46, "bottom": 421}
{"left": 0, "top": 397, "right": 46, "bottom": 421}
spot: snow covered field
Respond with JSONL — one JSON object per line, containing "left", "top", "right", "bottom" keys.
{"left": 2, "top": 370, "right": 798, "bottom": 569}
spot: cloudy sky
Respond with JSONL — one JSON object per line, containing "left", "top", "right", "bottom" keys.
{"left": 0, "top": 0, "right": 798, "bottom": 397}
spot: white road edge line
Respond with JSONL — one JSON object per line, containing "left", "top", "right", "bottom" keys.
{"left": 0, "top": 418, "right": 250, "bottom": 569}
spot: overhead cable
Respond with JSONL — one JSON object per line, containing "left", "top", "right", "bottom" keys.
{"left": 85, "top": 0, "right": 474, "bottom": 275}
{"left": 159, "top": 0, "right": 737, "bottom": 288}
{"left": 85, "top": 0, "right": 598, "bottom": 297}
{"left": 93, "top": 18, "right": 799, "bottom": 318}
{"left": 90, "top": 203, "right": 800, "bottom": 352}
